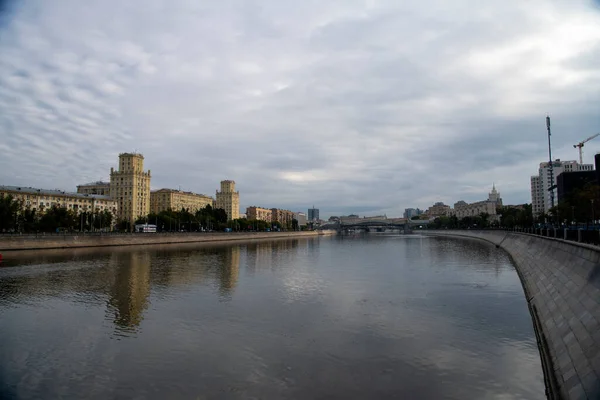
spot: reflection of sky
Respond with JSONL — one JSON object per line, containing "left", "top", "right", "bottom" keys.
{"left": 0, "top": 236, "right": 544, "bottom": 399}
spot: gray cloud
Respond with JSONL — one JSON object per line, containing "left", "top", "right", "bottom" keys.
{"left": 1, "top": 0, "right": 599, "bottom": 217}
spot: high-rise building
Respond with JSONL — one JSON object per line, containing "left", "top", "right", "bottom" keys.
{"left": 150, "top": 189, "right": 213, "bottom": 214}
{"left": 403, "top": 208, "right": 423, "bottom": 219}
{"left": 530, "top": 160, "right": 593, "bottom": 216}
{"left": 110, "top": 153, "right": 151, "bottom": 225}
{"left": 77, "top": 181, "right": 111, "bottom": 196}
{"left": 215, "top": 180, "right": 240, "bottom": 221}
{"left": 308, "top": 206, "right": 319, "bottom": 221}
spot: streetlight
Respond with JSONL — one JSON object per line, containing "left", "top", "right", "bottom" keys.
{"left": 571, "top": 206, "right": 575, "bottom": 227}
{"left": 592, "top": 199, "right": 595, "bottom": 227}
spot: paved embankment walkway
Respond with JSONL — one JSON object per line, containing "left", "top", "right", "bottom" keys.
{"left": 0, "top": 231, "right": 334, "bottom": 252}
{"left": 424, "top": 230, "right": 600, "bottom": 400}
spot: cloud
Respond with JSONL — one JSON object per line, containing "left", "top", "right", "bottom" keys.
{"left": 1, "top": 0, "right": 599, "bottom": 217}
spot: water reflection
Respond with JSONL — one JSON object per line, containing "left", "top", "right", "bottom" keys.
{"left": 0, "top": 236, "right": 544, "bottom": 400}
{"left": 107, "top": 252, "right": 151, "bottom": 333}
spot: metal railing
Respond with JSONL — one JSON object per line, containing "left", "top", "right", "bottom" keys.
{"left": 511, "top": 227, "right": 600, "bottom": 246}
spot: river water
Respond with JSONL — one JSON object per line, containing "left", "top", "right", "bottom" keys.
{"left": 0, "top": 235, "right": 544, "bottom": 399}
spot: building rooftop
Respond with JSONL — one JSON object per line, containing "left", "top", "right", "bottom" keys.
{"left": 151, "top": 188, "right": 213, "bottom": 198}
{"left": 78, "top": 181, "right": 110, "bottom": 186}
{"left": 0, "top": 185, "right": 113, "bottom": 200}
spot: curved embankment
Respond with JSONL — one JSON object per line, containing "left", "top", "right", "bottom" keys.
{"left": 0, "top": 231, "right": 335, "bottom": 252}
{"left": 423, "top": 230, "right": 600, "bottom": 400}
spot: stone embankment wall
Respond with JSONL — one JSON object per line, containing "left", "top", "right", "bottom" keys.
{"left": 424, "top": 230, "right": 600, "bottom": 400}
{"left": 0, "top": 231, "right": 334, "bottom": 252}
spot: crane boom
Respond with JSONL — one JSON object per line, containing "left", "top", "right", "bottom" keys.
{"left": 573, "top": 133, "right": 600, "bottom": 164}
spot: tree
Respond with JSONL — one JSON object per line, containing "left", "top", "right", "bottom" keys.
{"left": 0, "top": 194, "right": 21, "bottom": 232}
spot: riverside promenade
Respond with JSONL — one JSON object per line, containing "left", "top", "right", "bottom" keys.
{"left": 424, "top": 230, "right": 600, "bottom": 400}
{"left": 0, "top": 231, "right": 334, "bottom": 252}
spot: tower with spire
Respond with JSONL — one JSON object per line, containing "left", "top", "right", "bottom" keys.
{"left": 488, "top": 183, "right": 502, "bottom": 206}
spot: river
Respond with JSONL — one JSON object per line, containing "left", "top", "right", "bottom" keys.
{"left": 0, "top": 234, "right": 544, "bottom": 399}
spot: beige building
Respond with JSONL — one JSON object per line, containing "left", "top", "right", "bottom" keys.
{"left": 0, "top": 185, "right": 117, "bottom": 215}
{"left": 110, "top": 153, "right": 151, "bottom": 225}
{"left": 77, "top": 181, "right": 111, "bottom": 196}
{"left": 215, "top": 180, "right": 240, "bottom": 221}
{"left": 425, "top": 202, "right": 451, "bottom": 217}
{"left": 246, "top": 206, "right": 272, "bottom": 222}
{"left": 271, "top": 208, "right": 294, "bottom": 227}
{"left": 150, "top": 189, "right": 214, "bottom": 214}
{"left": 452, "top": 185, "right": 503, "bottom": 222}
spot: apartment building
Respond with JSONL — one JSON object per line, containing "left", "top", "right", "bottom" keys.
{"left": 110, "top": 153, "right": 151, "bottom": 224}
{"left": 271, "top": 208, "right": 294, "bottom": 227}
{"left": 77, "top": 181, "right": 111, "bottom": 196}
{"left": 246, "top": 206, "right": 272, "bottom": 222}
{"left": 531, "top": 159, "right": 593, "bottom": 216}
{"left": 150, "top": 189, "right": 214, "bottom": 214}
{"left": 0, "top": 185, "right": 117, "bottom": 214}
{"left": 215, "top": 180, "right": 240, "bottom": 221}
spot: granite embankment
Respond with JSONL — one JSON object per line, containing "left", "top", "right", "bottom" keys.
{"left": 424, "top": 230, "right": 600, "bottom": 400}
{"left": 0, "top": 231, "right": 332, "bottom": 251}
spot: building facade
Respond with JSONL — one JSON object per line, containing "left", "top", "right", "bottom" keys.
{"left": 452, "top": 185, "right": 503, "bottom": 222}
{"left": 531, "top": 160, "right": 593, "bottom": 216}
{"left": 0, "top": 185, "right": 117, "bottom": 215}
{"left": 557, "top": 171, "right": 596, "bottom": 204}
{"left": 246, "top": 206, "right": 272, "bottom": 222}
{"left": 110, "top": 153, "right": 151, "bottom": 225}
{"left": 308, "top": 207, "right": 319, "bottom": 221}
{"left": 294, "top": 212, "right": 307, "bottom": 226}
{"left": 403, "top": 208, "right": 423, "bottom": 219}
{"left": 215, "top": 180, "right": 240, "bottom": 221}
{"left": 150, "top": 189, "right": 214, "bottom": 214}
{"left": 77, "top": 181, "right": 111, "bottom": 196}
{"left": 425, "top": 202, "right": 450, "bottom": 217}
{"left": 271, "top": 208, "right": 294, "bottom": 227}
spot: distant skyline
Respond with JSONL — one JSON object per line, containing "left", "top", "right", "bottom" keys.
{"left": 1, "top": 0, "right": 599, "bottom": 218}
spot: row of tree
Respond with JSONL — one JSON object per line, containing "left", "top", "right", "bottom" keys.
{"left": 131, "top": 205, "right": 300, "bottom": 232}
{"left": 1, "top": 194, "right": 113, "bottom": 233}
{"left": 430, "top": 205, "right": 535, "bottom": 229}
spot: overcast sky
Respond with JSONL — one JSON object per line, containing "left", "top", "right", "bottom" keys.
{"left": 1, "top": 0, "right": 599, "bottom": 217}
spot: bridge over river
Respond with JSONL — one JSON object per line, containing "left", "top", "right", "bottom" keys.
{"left": 319, "top": 216, "right": 430, "bottom": 232}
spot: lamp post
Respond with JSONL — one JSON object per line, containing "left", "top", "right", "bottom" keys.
{"left": 571, "top": 206, "right": 575, "bottom": 227}
{"left": 592, "top": 199, "right": 595, "bottom": 227}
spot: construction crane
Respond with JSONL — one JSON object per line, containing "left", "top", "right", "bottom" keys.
{"left": 573, "top": 133, "right": 600, "bottom": 164}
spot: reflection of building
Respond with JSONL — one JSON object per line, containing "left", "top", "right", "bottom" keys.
{"left": 246, "top": 206, "right": 272, "bottom": 222}
{"left": 108, "top": 252, "right": 151, "bottom": 330}
{"left": 150, "top": 188, "right": 214, "bottom": 214}
{"left": 110, "top": 153, "right": 151, "bottom": 225}
{"left": 218, "top": 247, "right": 240, "bottom": 295}
{"left": 530, "top": 159, "right": 593, "bottom": 216}
{"left": 77, "top": 181, "right": 111, "bottom": 196}
{"left": 0, "top": 185, "right": 117, "bottom": 215}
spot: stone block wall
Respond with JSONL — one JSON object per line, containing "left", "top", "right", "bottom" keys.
{"left": 424, "top": 231, "right": 600, "bottom": 400}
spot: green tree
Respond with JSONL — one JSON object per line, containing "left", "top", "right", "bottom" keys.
{"left": 0, "top": 194, "right": 21, "bottom": 232}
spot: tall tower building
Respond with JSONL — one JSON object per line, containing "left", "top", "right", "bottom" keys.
{"left": 110, "top": 153, "right": 151, "bottom": 226}
{"left": 530, "top": 159, "right": 593, "bottom": 216}
{"left": 215, "top": 180, "right": 239, "bottom": 221}
{"left": 308, "top": 206, "right": 320, "bottom": 221}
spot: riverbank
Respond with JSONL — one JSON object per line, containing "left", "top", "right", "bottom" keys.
{"left": 423, "top": 230, "right": 600, "bottom": 400}
{"left": 0, "top": 230, "right": 336, "bottom": 252}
